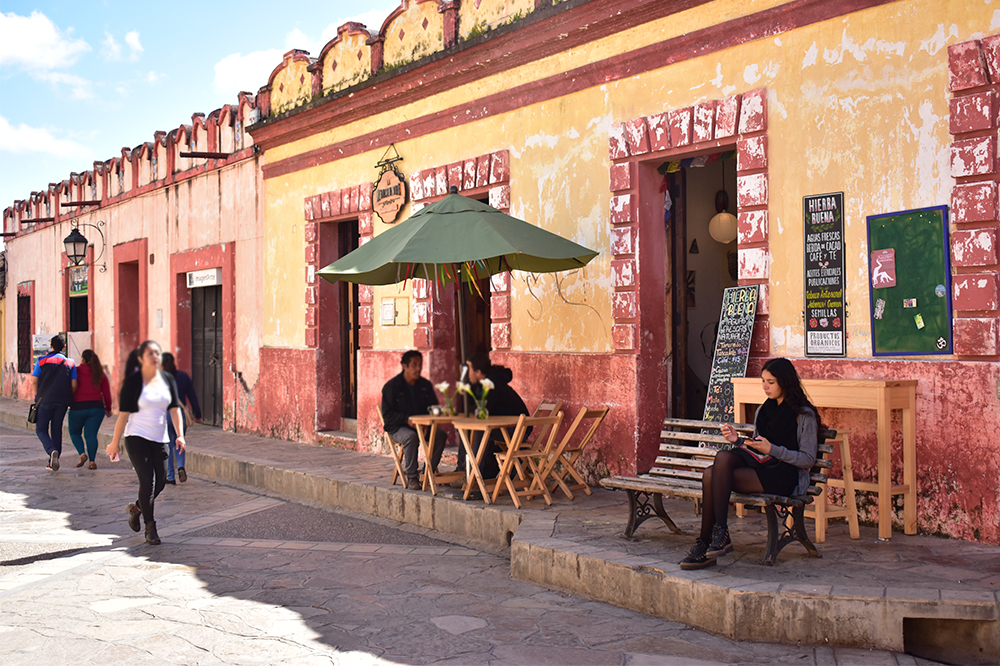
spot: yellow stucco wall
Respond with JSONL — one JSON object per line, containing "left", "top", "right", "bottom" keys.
{"left": 260, "top": 0, "right": 994, "bottom": 358}
{"left": 382, "top": 1, "right": 444, "bottom": 70}
{"left": 321, "top": 30, "right": 371, "bottom": 95}
{"left": 458, "top": 0, "right": 534, "bottom": 39}
{"left": 270, "top": 58, "right": 312, "bottom": 116}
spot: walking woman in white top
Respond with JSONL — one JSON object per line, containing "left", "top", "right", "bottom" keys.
{"left": 107, "top": 340, "right": 185, "bottom": 545}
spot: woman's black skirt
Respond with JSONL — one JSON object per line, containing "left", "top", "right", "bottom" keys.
{"left": 733, "top": 447, "right": 798, "bottom": 496}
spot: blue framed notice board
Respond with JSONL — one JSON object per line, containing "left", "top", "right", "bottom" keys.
{"left": 866, "top": 205, "right": 952, "bottom": 356}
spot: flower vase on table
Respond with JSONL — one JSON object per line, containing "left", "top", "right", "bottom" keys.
{"left": 458, "top": 378, "right": 493, "bottom": 420}
{"left": 434, "top": 382, "right": 457, "bottom": 416}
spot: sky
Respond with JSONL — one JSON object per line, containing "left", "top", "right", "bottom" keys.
{"left": 0, "top": 1, "right": 398, "bottom": 210}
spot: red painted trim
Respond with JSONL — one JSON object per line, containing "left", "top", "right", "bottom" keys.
{"left": 169, "top": 243, "right": 238, "bottom": 428}
{"left": 257, "top": 0, "right": 898, "bottom": 178}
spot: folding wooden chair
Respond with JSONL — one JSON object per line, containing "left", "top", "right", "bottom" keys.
{"left": 541, "top": 406, "right": 609, "bottom": 500}
{"left": 528, "top": 399, "right": 563, "bottom": 446}
{"left": 376, "top": 405, "right": 406, "bottom": 487}
{"left": 492, "top": 412, "right": 564, "bottom": 508}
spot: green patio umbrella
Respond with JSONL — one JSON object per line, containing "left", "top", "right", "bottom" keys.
{"left": 317, "top": 188, "right": 599, "bottom": 361}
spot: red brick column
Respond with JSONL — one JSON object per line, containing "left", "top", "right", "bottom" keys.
{"left": 948, "top": 37, "right": 1000, "bottom": 358}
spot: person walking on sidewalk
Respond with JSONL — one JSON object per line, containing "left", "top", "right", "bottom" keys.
{"left": 106, "top": 340, "right": 186, "bottom": 545}
{"left": 68, "top": 349, "right": 112, "bottom": 470}
{"left": 31, "top": 335, "right": 77, "bottom": 471}
{"left": 680, "top": 357, "right": 822, "bottom": 570}
{"left": 160, "top": 352, "right": 202, "bottom": 484}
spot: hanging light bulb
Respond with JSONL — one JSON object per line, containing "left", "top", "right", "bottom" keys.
{"left": 708, "top": 161, "right": 738, "bottom": 244}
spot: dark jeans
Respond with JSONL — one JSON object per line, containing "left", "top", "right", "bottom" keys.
{"left": 124, "top": 436, "right": 169, "bottom": 525}
{"left": 69, "top": 407, "right": 105, "bottom": 462}
{"left": 167, "top": 412, "right": 187, "bottom": 480}
{"left": 35, "top": 402, "right": 69, "bottom": 456}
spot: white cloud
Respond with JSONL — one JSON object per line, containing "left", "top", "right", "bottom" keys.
{"left": 0, "top": 10, "right": 90, "bottom": 71}
{"left": 211, "top": 3, "right": 394, "bottom": 100}
{"left": 35, "top": 71, "right": 93, "bottom": 100}
{"left": 0, "top": 115, "right": 90, "bottom": 157}
{"left": 125, "top": 30, "right": 143, "bottom": 59}
{"left": 146, "top": 70, "right": 165, "bottom": 84}
{"left": 102, "top": 30, "right": 143, "bottom": 61}
{"left": 101, "top": 32, "right": 122, "bottom": 61}
{"left": 213, "top": 49, "right": 283, "bottom": 99}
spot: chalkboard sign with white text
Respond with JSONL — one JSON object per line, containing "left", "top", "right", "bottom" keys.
{"left": 804, "top": 192, "right": 846, "bottom": 356}
{"left": 703, "top": 284, "right": 759, "bottom": 424}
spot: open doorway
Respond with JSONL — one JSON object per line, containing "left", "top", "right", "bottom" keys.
{"left": 665, "top": 155, "right": 738, "bottom": 419}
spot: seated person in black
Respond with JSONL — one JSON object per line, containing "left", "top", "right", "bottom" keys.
{"left": 455, "top": 352, "right": 530, "bottom": 480}
{"left": 381, "top": 350, "right": 446, "bottom": 489}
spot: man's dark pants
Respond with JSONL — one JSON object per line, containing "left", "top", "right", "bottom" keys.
{"left": 390, "top": 426, "right": 447, "bottom": 479}
{"left": 36, "top": 402, "right": 69, "bottom": 456}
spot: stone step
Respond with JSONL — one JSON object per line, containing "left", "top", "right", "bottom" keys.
{"left": 316, "top": 430, "right": 357, "bottom": 450}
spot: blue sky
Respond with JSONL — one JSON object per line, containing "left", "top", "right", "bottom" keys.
{"left": 0, "top": 1, "right": 397, "bottom": 210}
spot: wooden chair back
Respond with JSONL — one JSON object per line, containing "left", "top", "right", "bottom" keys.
{"left": 493, "top": 412, "right": 565, "bottom": 508}
{"left": 526, "top": 399, "right": 563, "bottom": 448}
{"left": 543, "top": 406, "right": 610, "bottom": 499}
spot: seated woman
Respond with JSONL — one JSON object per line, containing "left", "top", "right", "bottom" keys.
{"left": 681, "top": 357, "right": 823, "bottom": 570}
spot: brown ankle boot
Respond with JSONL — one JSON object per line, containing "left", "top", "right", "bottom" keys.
{"left": 144, "top": 521, "right": 161, "bottom": 545}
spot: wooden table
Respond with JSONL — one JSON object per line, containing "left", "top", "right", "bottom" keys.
{"left": 731, "top": 377, "right": 918, "bottom": 539}
{"left": 408, "top": 414, "right": 465, "bottom": 495}
{"left": 450, "top": 416, "right": 522, "bottom": 504}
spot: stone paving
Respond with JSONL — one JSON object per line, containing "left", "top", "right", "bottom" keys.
{"left": 0, "top": 423, "right": 936, "bottom": 666}
{"left": 3, "top": 397, "right": 997, "bottom": 663}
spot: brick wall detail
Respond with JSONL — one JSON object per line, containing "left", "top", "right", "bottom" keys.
{"left": 949, "top": 37, "right": 1000, "bottom": 358}
{"left": 609, "top": 89, "right": 770, "bottom": 353}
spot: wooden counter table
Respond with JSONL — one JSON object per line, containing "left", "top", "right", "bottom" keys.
{"left": 731, "top": 377, "right": 918, "bottom": 539}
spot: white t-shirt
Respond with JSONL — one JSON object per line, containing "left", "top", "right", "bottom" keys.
{"left": 123, "top": 375, "right": 173, "bottom": 443}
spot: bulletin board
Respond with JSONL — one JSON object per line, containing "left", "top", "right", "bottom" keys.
{"left": 866, "top": 205, "right": 952, "bottom": 356}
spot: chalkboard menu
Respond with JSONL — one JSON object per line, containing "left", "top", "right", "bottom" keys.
{"left": 703, "top": 284, "right": 759, "bottom": 423}
{"left": 803, "top": 192, "right": 846, "bottom": 357}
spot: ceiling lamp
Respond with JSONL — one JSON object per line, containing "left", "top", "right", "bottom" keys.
{"left": 708, "top": 161, "right": 738, "bottom": 244}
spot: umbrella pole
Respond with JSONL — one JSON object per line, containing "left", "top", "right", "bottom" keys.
{"left": 456, "top": 266, "right": 469, "bottom": 414}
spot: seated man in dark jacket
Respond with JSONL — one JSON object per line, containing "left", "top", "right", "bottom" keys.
{"left": 455, "top": 351, "right": 530, "bottom": 481}
{"left": 381, "top": 350, "right": 446, "bottom": 489}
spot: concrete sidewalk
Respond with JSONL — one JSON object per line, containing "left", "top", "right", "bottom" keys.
{"left": 4, "top": 396, "right": 997, "bottom": 663}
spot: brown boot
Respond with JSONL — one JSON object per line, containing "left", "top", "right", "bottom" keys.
{"left": 144, "top": 521, "right": 161, "bottom": 545}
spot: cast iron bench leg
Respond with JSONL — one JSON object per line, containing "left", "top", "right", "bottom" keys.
{"left": 624, "top": 490, "right": 681, "bottom": 538}
{"left": 761, "top": 502, "right": 822, "bottom": 565}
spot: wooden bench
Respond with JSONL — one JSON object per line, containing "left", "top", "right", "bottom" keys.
{"left": 599, "top": 418, "right": 835, "bottom": 566}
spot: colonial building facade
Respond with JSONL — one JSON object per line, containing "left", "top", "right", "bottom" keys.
{"left": 3, "top": 0, "right": 998, "bottom": 544}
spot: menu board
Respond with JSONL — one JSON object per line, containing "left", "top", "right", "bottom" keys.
{"left": 803, "top": 192, "right": 846, "bottom": 357}
{"left": 703, "top": 284, "right": 759, "bottom": 423}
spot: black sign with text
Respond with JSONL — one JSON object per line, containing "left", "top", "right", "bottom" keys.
{"left": 703, "top": 284, "right": 759, "bottom": 424}
{"left": 804, "top": 192, "right": 846, "bottom": 356}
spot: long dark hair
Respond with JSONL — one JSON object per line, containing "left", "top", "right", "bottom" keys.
{"left": 161, "top": 352, "right": 177, "bottom": 375}
{"left": 81, "top": 349, "right": 104, "bottom": 387}
{"left": 123, "top": 349, "right": 141, "bottom": 382}
{"left": 761, "top": 357, "right": 824, "bottom": 431}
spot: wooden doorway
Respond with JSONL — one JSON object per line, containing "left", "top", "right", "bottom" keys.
{"left": 191, "top": 284, "right": 223, "bottom": 426}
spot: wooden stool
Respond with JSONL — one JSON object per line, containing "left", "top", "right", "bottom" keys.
{"left": 804, "top": 430, "right": 860, "bottom": 542}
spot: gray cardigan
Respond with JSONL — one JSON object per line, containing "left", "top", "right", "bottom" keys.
{"left": 752, "top": 404, "right": 819, "bottom": 496}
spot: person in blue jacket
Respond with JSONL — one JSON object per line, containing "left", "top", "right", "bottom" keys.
{"left": 31, "top": 335, "right": 77, "bottom": 471}
{"left": 160, "top": 352, "right": 202, "bottom": 484}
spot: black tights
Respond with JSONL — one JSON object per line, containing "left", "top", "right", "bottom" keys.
{"left": 124, "top": 436, "right": 168, "bottom": 525}
{"left": 699, "top": 449, "right": 764, "bottom": 541}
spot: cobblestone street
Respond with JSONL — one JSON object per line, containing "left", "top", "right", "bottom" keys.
{"left": 0, "top": 424, "right": 937, "bottom": 665}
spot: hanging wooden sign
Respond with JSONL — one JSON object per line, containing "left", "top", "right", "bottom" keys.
{"left": 373, "top": 168, "right": 407, "bottom": 224}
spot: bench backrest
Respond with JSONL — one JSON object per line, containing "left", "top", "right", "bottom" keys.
{"left": 647, "top": 418, "right": 834, "bottom": 498}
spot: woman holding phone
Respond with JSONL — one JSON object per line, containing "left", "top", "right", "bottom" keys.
{"left": 680, "top": 357, "right": 822, "bottom": 569}
{"left": 106, "top": 340, "right": 185, "bottom": 545}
